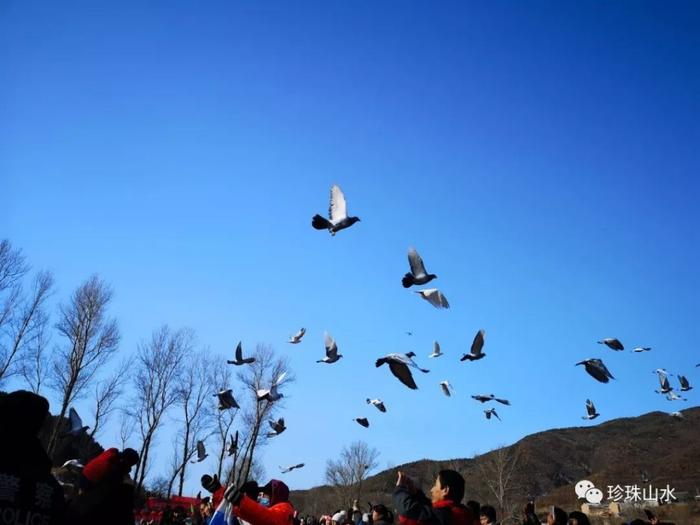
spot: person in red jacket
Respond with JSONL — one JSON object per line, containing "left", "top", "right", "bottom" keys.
{"left": 393, "top": 470, "right": 474, "bottom": 525}
{"left": 225, "top": 479, "right": 295, "bottom": 525}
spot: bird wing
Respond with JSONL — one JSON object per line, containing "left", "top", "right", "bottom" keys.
{"left": 592, "top": 359, "right": 614, "bottom": 380}
{"left": 235, "top": 342, "right": 243, "bottom": 361}
{"left": 679, "top": 376, "right": 689, "bottom": 389}
{"left": 433, "top": 341, "right": 441, "bottom": 355}
{"left": 68, "top": 408, "right": 82, "bottom": 430}
{"left": 388, "top": 361, "right": 418, "bottom": 389}
{"left": 440, "top": 383, "right": 450, "bottom": 396}
{"left": 586, "top": 399, "right": 596, "bottom": 416}
{"left": 324, "top": 332, "right": 336, "bottom": 357}
{"left": 471, "top": 330, "right": 485, "bottom": 355}
{"left": 658, "top": 371, "right": 670, "bottom": 389}
{"left": 407, "top": 248, "right": 427, "bottom": 277}
{"left": 274, "top": 371, "right": 287, "bottom": 386}
{"left": 329, "top": 185, "right": 348, "bottom": 221}
{"left": 493, "top": 410, "right": 501, "bottom": 421}
{"left": 495, "top": 398, "right": 510, "bottom": 405}
{"left": 197, "top": 441, "right": 206, "bottom": 458}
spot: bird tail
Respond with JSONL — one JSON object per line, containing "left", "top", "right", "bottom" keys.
{"left": 401, "top": 273, "right": 414, "bottom": 288}
{"left": 312, "top": 215, "right": 332, "bottom": 230}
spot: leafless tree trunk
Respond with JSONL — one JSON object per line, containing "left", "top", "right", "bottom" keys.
{"left": 233, "top": 344, "right": 293, "bottom": 486}
{"left": 90, "top": 358, "right": 131, "bottom": 440}
{"left": 19, "top": 308, "right": 51, "bottom": 393}
{"left": 166, "top": 434, "right": 183, "bottom": 499}
{"left": 475, "top": 445, "right": 522, "bottom": 520}
{"left": 325, "top": 441, "right": 380, "bottom": 509}
{"left": 173, "top": 350, "right": 214, "bottom": 496}
{"left": 47, "top": 275, "right": 119, "bottom": 454}
{"left": 130, "top": 325, "right": 190, "bottom": 493}
{"left": 0, "top": 239, "right": 54, "bottom": 385}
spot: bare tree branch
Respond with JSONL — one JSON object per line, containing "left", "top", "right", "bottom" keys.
{"left": 90, "top": 358, "right": 132, "bottom": 440}
{"left": 325, "top": 441, "right": 379, "bottom": 509}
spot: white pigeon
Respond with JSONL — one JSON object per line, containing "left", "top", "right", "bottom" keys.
{"left": 375, "top": 352, "right": 429, "bottom": 389}
{"left": 670, "top": 411, "right": 685, "bottom": 420}
{"left": 439, "top": 381, "right": 454, "bottom": 397}
{"left": 666, "top": 391, "right": 686, "bottom": 401}
{"left": 191, "top": 440, "right": 208, "bottom": 463}
{"left": 280, "top": 463, "right": 305, "bottom": 473}
{"left": 428, "top": 341, "right": 443, "bottom": 358}
{"left": 311, "top": 185, "right": 361, "bottom": 235}
{"left": 414, "top": 289, "right": 450, "bottom": 309}
{"left": 366, "top": 398, "right": 387, "bottom": 412}
{"left": 257, "top": 371, "right": 287, "bottom": 402}
{"left": 582, "top": 399, "right": 600, "bottom": 420}
{"left": 214, "top": 389, "right": 240, "bottom": 410}
{"left": 317, "top": 332, "right": 343, "bottom": 364}
{"left": 288, "top": 328, "right": 306, "bottom": 344}
{"left": 63, "top": 407, "right": 89, "bottom": 437}
{"left": 402, "top": 247, "right": 437, "bottom": 288}
{"left": 484, "top": 408, "right": 501, "bottom": 421}
{"left": 632, "top": 347, "right": 652, "bottom": 353}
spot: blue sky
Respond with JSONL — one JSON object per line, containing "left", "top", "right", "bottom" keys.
{"left": 2, "top": 1, "right": 699, "bottom": 495}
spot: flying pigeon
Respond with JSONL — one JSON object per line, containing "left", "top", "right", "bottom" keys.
{"left": 317, "top": 332, "right": 343, "bottom": 364}
{"left": 406, "top": 331, "right": 413, "bottom": 336}
{"left": 366, "top": 398, "right": 387, "bottom": 412}
{"left": 654, "top": 370, "right": 673, "bottom": 394}
{"left": 214, "top": 389, "right": 240, "bottom": 410}
{"left": 665, "top": 391, "right": 686, "bottom": 401}
{"left": 582, "top": 399, "right": 600, "bottom": 420}
{"left": 354, "top": 417, "right": 370, "bottom": 428}
{"left": 227, "top": 431, "right": 239, "bottom": 457}
{"left": 484, "top": 408, "right": 501, "bottom": 421}
{"left": 402, "top": 248, "right": 437, "bottom": 288}
{"left": 632, "top": 347, "right": 652, "bottom": 353}
{"left": 439, "top": 381, "right": 454, "bottom": 397}
{"left": 288, "top": 328, "right": 306, "bottom": 344}
{"left": 227, "top": 342, "right": 256, "bottom": 366}
{"left": 598, "top": 338, "right": 624, "bottom": 351}
{"left": 428, "top": 341, "right": 443, "bottom": 358}
{"left": 576, "top": 358, "right": 615, "bottom": 383}
{"left": 267, "top": 418, "right": 286, "bottom": 437}
{"left": 471, "top": 394, "right": 510, "bottom": 405}
{"left": 696, "top": 364, "right": 700, "bottom": 367}
{"left": 311, "top": 184, "right": 360, "bottom": 235}
{"left": 460, "top": 330, "right": 486, "bottom": 362}
{"left": 414, "top": 289, "right": 450, "bottom": 309}
{"left": 63, "top": 407, "right": 89, "bottom": 437}
{"left": 375, "top": 352, "right": 429, "bottom": 389}
{"left": 678, "top": 375, "right": 693, "bottom": 392}
{"left": 191, "top": 441, "right": 208, "bottom": 463}
{"left": 280, "top": 463, "right": 305, "bottom": 474}
{"left": 257, "top": 371, "right": 287, "bottom": 403}
{"left": 670, "top": 411, "right": 685, "bottom": 420}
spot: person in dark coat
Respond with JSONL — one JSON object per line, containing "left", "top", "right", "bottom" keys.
{"left": 0, "top": 390, "right": 66, "bottom": 525}
{"left": 371, "top": 504, "right": 393, "bottom": 525}
{"left": 393, "top": 470, "right": 474, "bottom": 525}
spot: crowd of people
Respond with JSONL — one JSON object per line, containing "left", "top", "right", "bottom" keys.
{"left": 0, "top": 389, "right": 673, "bottom": 525}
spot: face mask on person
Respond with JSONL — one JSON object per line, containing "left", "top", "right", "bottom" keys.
{"left": 258, "top": 495, "right": 270, "bottom": 507}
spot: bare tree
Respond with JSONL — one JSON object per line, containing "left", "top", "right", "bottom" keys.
{"left": 90, "top": 358, "right": 132, "bottom": 440}
{"left": 130, "top": 326, "right": 191, "bottom": 493}
{"left": 0, "top": 240, "right": 54, "bottom": 385}
{"left": 118, "top": 410, "right": 137, "bottom": 451}
{"left": 232, "top": 344, "right": 293, "bottom": 486}
{"left": 210, "top": 359, "right": 239, "bottom": 480}
{"left": 172, "top": 350, "right": 214, "bottom": 496}
{"left": 47, "top": 275, "right": 119, "bottom": 454}
{"left": 475, "top": 445, "right": 522, "bottom": 520}
{"left": 19, "top": 307, "right": 50, "bottom": 393}
{"left": 325, "top": 441, "right": 380, "bottom": 509}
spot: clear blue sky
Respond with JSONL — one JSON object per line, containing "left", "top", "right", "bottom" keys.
{"left": 2, "top": 1, "right": 699, "bottom": 495}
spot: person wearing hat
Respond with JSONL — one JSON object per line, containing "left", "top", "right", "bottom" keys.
{"left": 0, "top": 390, "right": 67, "bottom": 525}
{"left": 225, "top": 478, "right": 295, "bottom": 525}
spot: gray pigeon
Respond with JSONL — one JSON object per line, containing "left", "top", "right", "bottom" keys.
{"left": 484, "top": 408, "right": 501, "bottom": 421}
{"left": 312, "top": 184, "right": 360, "bottom": 235}
{"left": 598, "top": 338, "right": 624, "bottom": 351}
{"left": 461, "top": 330, "right": 486, "bottom": 361}
{"left": 654, "top": 370, "right": 673, "bottom": 394}
{"left": 214, "top": 389, "right": 240, "bottom": 410}
{"left": 317, "top": 332, "right": 343, "bottom": 364}
{"left": 678, "top": 375, "right": 692, "bottom": 392}
{"left": 354, "top": 417, "right": 370, "bottom": 428}
{"left": 576, "top": 358, "right": 615, "bottom": 383}
{"left": 375, "top": 352, "right": 429, "bottom": 390}
{"left": 471, "top": 394, "right": 510, "bottom": 405}
{"left": 63, "top": 407, "right": 89, "bottom": 437}
{"left": 280, "top": 463, "right": 305, "bottom": 473}
{"left": 582, "top": 399, "right": 600, "bottom": 420}
{"left": 366, "top": 398, "right": 387, "bottom": 412}
{"left": 227, "top": 431, "right": 239, "bottom": 457}
{"left": 632, "top": 347, "right": 652, "bottom": 353}
{"left": 191, "top": 440, "right": 208, "bottom": 463}
{"left": 439, "top": 381, "right": 454, "bottom": 397}
{"left": 402, "top": 248, "right": 437, "bottom": 288}
{"left": 227, "top": 342, "right": 256, "bottom": 365}
{"left": 257, "top": 372, "right": 286, "bottom": 403}
{"left": 267, "top": 418, "right": 286, "bottom": 437}
{"left": 414, "top": 289, "right": 450, "bottom": 309}
{"left": 288, "top": 328, "right": 306, "bottom": 344}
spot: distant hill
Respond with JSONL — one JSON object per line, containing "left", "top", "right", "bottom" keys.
{"left": 291, "top": 407, "right": 700, "bottom": 517}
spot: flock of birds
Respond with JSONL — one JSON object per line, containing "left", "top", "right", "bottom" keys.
{"left": 60, "top": 184, "right": 699, "bottom": 476}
